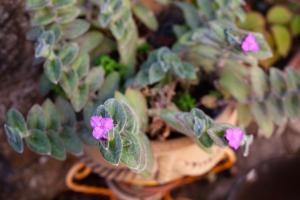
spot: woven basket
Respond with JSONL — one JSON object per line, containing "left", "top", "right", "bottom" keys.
{"left": 81, "top": 106, "right": 237, "bottom": 185}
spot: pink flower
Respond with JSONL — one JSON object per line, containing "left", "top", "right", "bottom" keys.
{"left": 241, "top": 33, "right": 260, "bottom": 52}
{"left": 225, "top": 128, "right": 244, "bottom": 150}
{"left": 90, "top": 116, "right": 114, "bottom": 141}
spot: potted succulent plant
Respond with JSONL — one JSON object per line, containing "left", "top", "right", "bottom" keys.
{"left": 3, "top": 0, "right": 300, "bottom": 199}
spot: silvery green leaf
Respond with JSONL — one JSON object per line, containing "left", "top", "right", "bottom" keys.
{"left": 176, "top": 2, "right": 200, "bottom": 29}
{"left": 132, "top": 3, "right": 158, "bottom": 31}
{"left": 25, "top": 129, "right": 51, "bottom": 155}
{"left": 148, "top": 64, "right": 166, "bottom": 84}
{"left": 4, "top": 125, "right": 24, "bottom": 153}
{"left": 60, "top": 69, "right": 79, "bottom": 99}
{"left": 47, "top": 130, "right": 66, "bottom": 160}
{"left": 52, "top": 0, "right": 76, "bottom": 8}
{"left": 284, "top": 91, "right": 300, "bottom": 119}
{"left": 27, "top": 27, "right": 44, "bottom": 41}
{"left": 237, "top": 103, "right": 252, "bottom": 127}
{"left": 72, "top": 54, "right": 90, "bottom": 79}
{"left": 27, "top": 0, "right": 49, "bottom": 10}
{"left": 97, "top": 72, "right": 120, "bottom": 103}
{"left": 39, "top": 73, "right": 53, "bottom": 96}
{"left": 270, "top": 68, "right": 286, "bottom": 97}
{"left": 98, "top": 129, "right": 122, "bottom": 165}
{"left": 102, "top": 99, "right": 127, "bottom": 132}
{"left": 76, "top": 31, "right": 104, "bottom": 54}
{"left": 55, "top": 97, "right": 76, "bottom": 126}
{"left": 120, "top": 132, "right": 141, "bottom": 170}
{"left": 48, "top": 24, "right": 62, "bottom": 43}
{"left": 56, "top": 6, "right": 81, "bottom": 24}
{"left": 124, "top": 89, "right": 148, "bottom": 132}
{"left": 83, "top": 102, "right": 96, "bottom": 128}
{"left": 78, "top": 123, "right": 97, "bottom": 145}
{"left": 27, "top": 105, "right": 46, "bottom": 130}
{"left": 61, "top": 19, "right": 90, "bottom": 39}
{"left": 41, "top": 31, "right": 56, "bottom": 45}
{"left": 6, "top": 108, "right": 28, "bottom": 136}
{"left": 286, "top": 68, "right": 300, "bottom": 92}
{"left": 59, "top": 43, "right": 79, "bottom": 65}
{"left": 42, "top": 99, "right": 61, "bottom": 131}
{"left": 60, "top": 126, "right": 83, "bottom": 156}
{"left": 251, "top": 102, "right": 274, "bottom": 137}
{"left": 85, "top": 67, "right": 105, "bottom": 92}
{"left": 71, "top": 83, "right": 90, "bottom": 112}
{"left": 44, "top": 57, "right": 62, "bottom": 84}
{"left": 266, "top": 95, "right": 286, "bottom": 125}
{"left": 250, "top": 66, "right": 268, "bottom": 101}
{"left": 31, "top": 8, "right": 56, "bottom": 26}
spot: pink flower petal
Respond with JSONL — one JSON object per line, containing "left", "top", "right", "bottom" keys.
{"left": 225, "top": 128, "right": 245, "bottom": 150}
{"left": 241, "top": 33, "right": 260, "bottom": 52}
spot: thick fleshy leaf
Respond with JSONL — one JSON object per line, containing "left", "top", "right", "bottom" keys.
{"left": 132, "top": 3, "right": 158, "bottom": 31}
{"left": 6, "top": 108, "right": 27, "bottom": 136}
{"left": 238, "top": 11, "right": 265, "bottom": 31}
{"left": 102, "top": 99, "right": 127, "bottom": 132}
{"left": 59, "top": 43, "right": 79, "bottom": 65}
{"left": 76, "top": 31, "right": 104, "bottom": 54}
{"left": 267, "top": 5, "right": 292, "bottom": 24}
{"left": 56, "top": 6, "right": 81, "bottom": 24}
{"left": 124, "top": 89, "right": 148, "bottom": 132}
{"left": 98, "top": 129, "right": 122, "bottom": 165}
{"left": 25, "top": 129, "right": 51, "bottom": 155}
{"left": 60, "top": 69, "right": 79, "bottom": 99}
{"left": 4, "top": 125, "right": 24, "bottom": 153}
{"left": 52, "top": 0, "right": 76, "bottom": 8}
{"left": 42, "top": 99, "right": 61, "bottom": 131}
{"left": 55, "top": 97, "right": 76, "bottom": 126}
{"left": 270, "top": 68, "right": 287, "bottom": 96}
{"left": 97, "top": 72, "right": 120, "bottom": 103}
{"left": 251, "top": 102, "right": 274, "bottom": 137}
{"left": 48, "top": 130, "right": 66, "bottom": 160}
{"left": 286, "top": 69, "right": 300, "bottom": 91}
{"left": 284, "top": 91, "right": 300, "bottom": 119}
{"left": 71, "top": 83, "right": 89, "bottom": 112}
{"left": 44, "top": 57, "right": 62, "bottom": 84}
{"left": 31, "top": 8, "right": 56, "bottom": 26}
{"left": 72, "top": 54, "right": 90, "bottom": 79}
{"left": 83, "top": 102, "right": 96, "bottom": 128}
{"left": 250, "top": 66, "right": 268, "bottom": 101}
{"left": 60, "top": 126, "right": 83, "bottom": 156}
{"left": 271, "top": 25, "right": 291, "bottom": 57}
{"left": 237, "top": 103, "right": 252, "bottom": 127}
{"left": 266, "top": 95, "right": 286, "bottom": 125}
{"left": 85, "top": 67, "right": 105, "bottom": 92}
{"left": 291, "top": 15, "right": 300, "bottom": 36}
{"left": 61, "top": 19, "right": 90, "bottom": 39}
{"left": 27, "top": 105, "right": 46, "bottom": 130}
{"left": 176, "top": 2, "right": 200, "bottom": 29}
{"left": 78, "top": 123, "right": 97, "bottom": 145}
{"left": 27, "top": 0, "right": 49, "bottom": 10}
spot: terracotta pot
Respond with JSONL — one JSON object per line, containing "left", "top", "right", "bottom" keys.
{"left": 80, "top": 106, "right": 237, "bottom": 199}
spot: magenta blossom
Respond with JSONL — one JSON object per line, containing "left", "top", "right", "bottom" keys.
{"left": 225, "top": 128, "right": 244, "bottom": 150}
{"left": 241, "top": 33, "right": 260, "bottom": 52}
{"left": 90, "top": 116, "right": 114, "bottom": 141}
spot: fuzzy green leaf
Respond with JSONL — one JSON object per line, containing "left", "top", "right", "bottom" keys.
{"left": 251, "top": 102, "right": 274, "bottom": 137}
{"left": 250, "top": 66, "right": 268, "bottom": 101}
{"left": 291, "top": 15, "right": 300, "bottom": 36}
{"left": 71, "top": 83, "right": 89, "bottom": 112}
{"left": 60, "top": 69, "right": 79, "bottom": 99}
{"left": 85, "top": 67, "right": 105, "bottom": 92}
{"left": 56, "top": 6, "right": 81, "bottom": 24}
{"left": 47, "top": 130, "right": 66, "bottom": 160}
{"left": 76, "top": 31, "right": 104, "bottom": 54}
{"left": 4, "top": 125, "right": 24, "bottom": 153}
{"left": 284, "top": 91, "right": 300, "bottom": 119}
{"left": 44, "top": 57, "right": 62, "bottom": 84}
{"left": 31, "top": 8, "right": 56, "bottom": 26}
{"left": 27, "top": 0, "right": 49, "bottom": 10}
{"left": 132, "top": 3, "right": 158, "bottom": 31}
{"left": 97, "top": 72, "right": 120, "bottom": 103}
{"left": 55, "top": 97, "right": 76, "bottom": 126}
{"left": 286, "top": 69, "right": 300, "bottom": 91}
{"left": 266, "top": 95, "right": 286, "bottom": 125}
{"left": 61, "top": 19, "right": 90, "bottom": 39}
{"left": 27, "top": 105, "right": 46, "bottom": 130}
{"left": 52, "top": 0, "right": 76, "bottom": 8}
{"left": 60, "top": 126, "right": 83, "bottom": 156}
{"left": 6, "top": 108, "right": 27, "bottom": 136}
{"left": 270, "top": 68, "right": 287, "bottom": 97}
{"left": 42, "top": 99, "right": 61, "bottom": 131}
{"left": 72, "top": 54, "right": 90, "bottom": 79}
{"left": 59, "top": 43, "right": 79, "bottom": 65}
{"left": 25, "top": 129, "right": 51, "bottom": 155}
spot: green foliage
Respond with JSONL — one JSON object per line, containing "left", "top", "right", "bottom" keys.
{"left": 271, "top": 25, "right": 291, "bottom": 57}
{"left": 4, "top": 98, "right": 82, "bottom": 160}
{"left": 135, "top": 47, "right": 197, "bottom": 86}
{"left": 234, "top": 68, "right": 300, "bottom": 137}
{"left": 267, "top": 5, "right": 292, "bottom": 25}
{"left": 95, "top": 99, "right": 153, "bottom": 173}
{"left": 174, "top": 92, "right": 197, "bottom": 111}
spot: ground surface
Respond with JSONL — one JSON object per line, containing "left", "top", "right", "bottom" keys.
{"left": 1, "top": 1, "right": 300, "bottom": 200}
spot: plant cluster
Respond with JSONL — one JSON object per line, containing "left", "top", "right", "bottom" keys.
{"left": 4, "top": 0, "right": 298, "bottom": 174}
